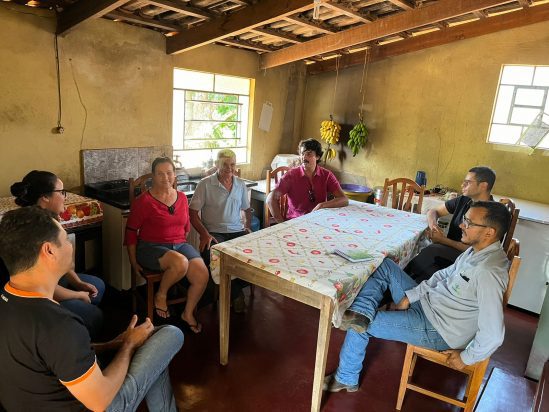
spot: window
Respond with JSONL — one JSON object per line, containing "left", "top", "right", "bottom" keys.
{"left": 487, "top": 65, "right": 549, "bottom": 150}
{"left": 172, "top": 68, "right": 253, "bottom": 168}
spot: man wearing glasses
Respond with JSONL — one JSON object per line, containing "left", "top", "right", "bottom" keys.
{"left": 406, "top": 166, "right": 496, "bottom": 282}
{"left": 325, "top": 201, "right": 511, "bottom": 392}
{"left": 266, "top": 138, "right": 348, "bottom": 223}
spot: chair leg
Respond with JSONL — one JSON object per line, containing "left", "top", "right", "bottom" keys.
{"left": 147, "top": 279, "right": 155, "bottom": 320}
{"left": 396, "top": 345, "right": 416, "bottom": 410}
{"left": 463, "top": 363, "right": 489, "bottom": 412}
{"left": 131, "top": 273, "right": 137, "bottom": 314}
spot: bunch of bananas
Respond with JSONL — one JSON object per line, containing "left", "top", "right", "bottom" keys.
{"left": 347, "top": 120, "right": 368, "bottom": 157}
{"left": 320, "top": 119, "right": 341, "bottom": 145}
{"left": 324, "top": 147, "right": 337, "bottom": 161}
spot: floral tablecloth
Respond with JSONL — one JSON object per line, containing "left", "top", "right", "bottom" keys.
{"left": 211, "top": 203, "right": 428, "bottom": 326}
{"left": 0, "top": 193, "right": 103, "bottom": 230}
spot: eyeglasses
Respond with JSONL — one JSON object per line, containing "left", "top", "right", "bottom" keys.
{"left": 462, "top": 216, "right": 489, "bottom": 229}
{"left": 167, "top": 205, "right": 175, "bottom": 215}
{"left": 308, "top": 189, "right": 316, "bottom": 203}
{"left": 51, "top": 189, "right": 67, "bottom": 197}
{"left": 462, "top": 179, "right": 478, "bottom": 186}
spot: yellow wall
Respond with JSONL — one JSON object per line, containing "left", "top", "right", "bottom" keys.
{"left": 302, "top": 21, "right": 549, "bottom": 204}
{"left": 0, "top": 4, "right": 300, "bottom": 195}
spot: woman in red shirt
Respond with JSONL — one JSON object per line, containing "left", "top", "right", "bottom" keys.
{"left": 125, "top": 158, "right": 208, "bottom": 333}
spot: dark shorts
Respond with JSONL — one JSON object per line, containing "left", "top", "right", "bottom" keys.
{"left": 137, "top": 241, "right": 201, "bottom": 272}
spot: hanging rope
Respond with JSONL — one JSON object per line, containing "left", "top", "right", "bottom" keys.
{"left": 358, "top": 47, "right": 370, "bottom": 121}
{"left": 331, "top": 55, "right": 340, "bottom": 116}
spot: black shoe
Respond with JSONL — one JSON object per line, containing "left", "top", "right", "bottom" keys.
{"left": 339, "top": 310, "right": 370, "bottom": 334}
{"left": 323, "top": 374, "right": 359, "bottom": 393}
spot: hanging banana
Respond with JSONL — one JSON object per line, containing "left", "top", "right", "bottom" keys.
{"left": 320, "top": 118, "right": 341, "bottom": 145}
{"left": 347, "top": 119, "right": 368, "bottom": 157}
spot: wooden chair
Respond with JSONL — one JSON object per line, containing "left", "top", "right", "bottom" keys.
{"left": 381, "top": 177, "right": 425, "bottom": 214}
{"left": 396, "top": 239, "right": 521, "bottom": 412}
{"left": 499, "top": 198, "right": 520, "bottom": 252}
{"left": 264, "top": 166, "right": 290, "bottom": 228}
{"left": 128, "top": 174, "right": 186, "bottom": 320}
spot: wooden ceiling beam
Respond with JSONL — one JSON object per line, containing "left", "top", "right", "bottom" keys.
{"left": 250, "top": 27, "right": 305, "bottom": 44}
{"left": 260, "top": 0, "right": 513, "bottom": 69}
{"left": 56, "top": 0, "right": 129, "bottom": 35}
{"left": 284, "top": 15, "right": 337, "bottom": 34}
{"left": 323, "top": 1, "right": 373, "bottom": 23}
{"left": 107, "top": 10, "right": 182, "bottom": 31}
{"left": 218, "top": 38, "right": 275, "bottom": 52}
{"left": 146, "top": 0, "right": 215, "bottom": 20}
{"left": 386, "top": 0, "right": 414, "bottom": 10}
{"left": 307, "top": 2, "right": 549, "bottom": 75}
{"left": 166, "top": 0, "right": 328, "bottom": 54}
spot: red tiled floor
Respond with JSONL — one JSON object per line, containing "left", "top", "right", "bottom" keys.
{"left": 151, "top": 288, "right": 538, "bottom": 412}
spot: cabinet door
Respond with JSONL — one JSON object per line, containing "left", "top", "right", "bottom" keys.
{"left": 508, "top": 219, "right": 549, "bottom": 314}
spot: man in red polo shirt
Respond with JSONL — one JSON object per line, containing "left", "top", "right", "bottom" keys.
{"left": 267, "top": 138, "right": 348, "bottom": 222}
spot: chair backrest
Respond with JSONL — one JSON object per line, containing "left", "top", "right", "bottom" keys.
{"left": 504, "top": 238, "right": 520, "bottom": 306}
{"left": 264, "top": 166, "right": 290, "bottom": 228}
{"left": 129, "top": 173, "right": 177, "bottom": 205}
{"left": 381, "top": 177, "right": 425, "bottom": 214}
{"left": 499, "top": 198, "right": 520, "bottom": 252}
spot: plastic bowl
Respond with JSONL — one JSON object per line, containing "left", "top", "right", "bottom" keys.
{"left": 341, "top": 183, "right": 372, "bottom": 202}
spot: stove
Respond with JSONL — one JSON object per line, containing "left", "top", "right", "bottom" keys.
{"left": 84, "top": 179, "right": 132, "bottom": 209}
{"left": 84, "top": 177, "right": 200, "bottom": 209}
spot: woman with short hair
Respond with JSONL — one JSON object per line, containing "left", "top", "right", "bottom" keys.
{"left": 125, "top": 157, "right": 209, "bottom": 333}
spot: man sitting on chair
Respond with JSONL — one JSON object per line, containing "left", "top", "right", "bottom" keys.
{"left": 0, "top": 207, "right": 183, "bottom": 411}
{"left": 189, "top": 149, "right": 252, "bottom": 312}
{"left": 324, "top": 201, "right": 510, "bottom": 393}
{"left": 406, "top": 166, "right": 495, "bottom": 283}
{"left": 266, "top": 138, "right": 348, "bottom": 223}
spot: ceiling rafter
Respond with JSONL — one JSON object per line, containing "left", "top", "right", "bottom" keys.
{"left": 307, "top": 2, "right": 549, "bottom": 75}
{"left": 218, "top": 37, "right": 276, "bottom": 52}
{"left": 166, "top": 0, "right": 329, "bottom": 54}
{"left": 106, "top": 10, "right": 182, "bottom": 31}
{"left": 322, "top": 1, "right": 373, "bottom": 23}
{"left": 146, "top": 0, "right": 216, "bottom": 20}
{"left": 57, "top": 0, "right": 129, "bottom": 35}
{"left": 386, "top": 0, "right": 414, "bottom": 11}
{"left": 284, "top": 14, "right": 338, "bottom": 34}
{"left": 259, "top": 0, "right": 513, "bottom": 69}
{"left": 249, "top": 27, "right": 305, "bottom": 44}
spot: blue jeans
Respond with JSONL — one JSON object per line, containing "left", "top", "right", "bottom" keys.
{"left": 108, "top": 325, "right": 184, "bottom": 412}
{"left": 335, "top": 259, "right": 449, "bottom": 386}
{"left": 59, "top": 273, "right": 105, "bottom": 340}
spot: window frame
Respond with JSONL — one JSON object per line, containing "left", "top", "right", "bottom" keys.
{"left": 172, "top": 69, "right": 253, "bottom": 167}
{"left": 487, "top": 64, "right": 549, "bottom": 151}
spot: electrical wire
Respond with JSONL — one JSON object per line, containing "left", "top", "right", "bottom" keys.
{"left": 54, "top": 33, "right": 62, "bottom": 129}
{"left": 69, "top": 58, "right": 88, "bottom": 149}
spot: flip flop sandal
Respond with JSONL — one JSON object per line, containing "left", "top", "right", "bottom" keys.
{"left": 154, "top": 306, "right": 171, "bottom": 319}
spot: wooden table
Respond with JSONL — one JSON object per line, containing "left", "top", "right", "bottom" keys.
{"left": 211, "top": 203, "right": 428, "bottom": 411}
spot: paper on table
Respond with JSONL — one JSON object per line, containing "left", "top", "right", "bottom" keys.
{"left": 333, "top": 248, "right": 375, "bottom": 263}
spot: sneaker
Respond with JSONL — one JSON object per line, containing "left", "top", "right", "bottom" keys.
{"left": 339, "top": 310, "right": 370, "bottom": 334}
{"left": 323, "top": 374, "right": 359, "bottom": 393}
{"left": 232, "top": 292, "right": 246, "bottom": 313}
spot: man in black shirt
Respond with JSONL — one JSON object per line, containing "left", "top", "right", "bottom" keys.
{"left": 0, "top": 207, "right": 183, "bottom": 411}
{"left": 406, "top": 166, "right": 495, "bottom": 282}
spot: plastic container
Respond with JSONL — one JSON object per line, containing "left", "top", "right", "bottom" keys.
{"left": 373, "top": 186, "right": 384, "bottom": 205}
{"left": 341, "top": 183, "right": 372, "bottom": 203}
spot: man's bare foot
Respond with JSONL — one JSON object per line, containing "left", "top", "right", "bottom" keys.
{"left": 181, "top": 311, "right": 202, "bottom": 334}
{"left": 154, "top": 293, "right": 170, "bottom": 318}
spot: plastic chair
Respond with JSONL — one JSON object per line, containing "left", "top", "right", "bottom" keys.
{"left": 128, "top": 174, "right": 186, "bottom": 320}
{"left": 381, "top": 177, "right": 425, "bottom": 214}
{"left": 396, "top": 239, "right": 521, "bottom": 412}
{"left": 264, "top": 166, "right": 290, "bottom": 228}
